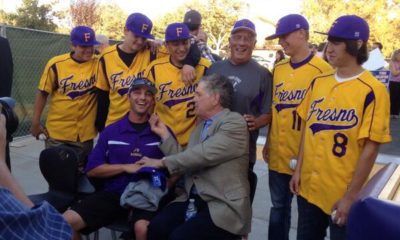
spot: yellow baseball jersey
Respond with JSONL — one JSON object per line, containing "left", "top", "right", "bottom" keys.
{"left": 38, "top": 52, "right": 98, "bottom": 142}
{"left": 268, "top": 55, "right": 331, "bottom": 175}
{"left": 144, "top": 57, "right": 210, "bottom": 146}
{"left": 296, "top": 70, "right": 392, "bottom": 214}
{"left": 96, "top": 44, "right": 168, "bottom": 125}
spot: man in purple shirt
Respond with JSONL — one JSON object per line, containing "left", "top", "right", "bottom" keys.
{"left": 63, "top": 78, "right": 164, "bottom": 240}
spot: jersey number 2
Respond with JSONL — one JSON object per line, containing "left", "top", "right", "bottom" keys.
{"left": 332, "top": 133, "right": 348, "bottom": 157}
{"left": 186, "top": 102, "right": 195, "bottom": 118}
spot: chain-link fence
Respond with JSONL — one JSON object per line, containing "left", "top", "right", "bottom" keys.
{"left": 2, "top": 25, "right": 71, "bottom": 138}
{"left": 1, "top": 25, "right": 118, "bottom": 138}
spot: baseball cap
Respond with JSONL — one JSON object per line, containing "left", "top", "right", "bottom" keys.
{"left": 70, "top": 26, "right": 99, "bottom": 46}
{"left": 165, "top": 23, "right": 191, "bottom": 42}
{"left": 137, "top": 166, "right": 166, "bottom": 177}
{"left": 265, "top": 14, "right": 309, "bottom": 40}
{"left": 231, "top": 19, "right": 256, "bottom": 35}
{"left": 128, "top": 78, "right": 157, "bottom": 95}
{"left": 316, "top": 15, "right": 369, "bottom": 41}
{"left": 125, "top": 13, "right": 154, "bottom": 39}
{"left": 183, "top": 10, "right": 202, "bottom": 25}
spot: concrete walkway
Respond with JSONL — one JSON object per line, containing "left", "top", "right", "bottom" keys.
{"left": 9, "top": 118, "right": 400, "bottom": 240}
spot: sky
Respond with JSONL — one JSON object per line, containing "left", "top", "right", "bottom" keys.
{"left": 1, "top": 0, "right": 301, "bottom": 42}
{"left": 2, "top": 0, "right": 301, "bottom": 21}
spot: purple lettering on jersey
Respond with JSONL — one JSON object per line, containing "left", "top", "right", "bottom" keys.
{"left": 117, "top": 88, "right": 129, "bottom": 96}
{"left": 67, "top": 87, "right": 95, "bottom": 99}
{"left": 59, "top": 74, "right": 96, "bottom": 99}
{"left": 275, "top": 83, "right": 307, "bottom": 102}
{"left": 307, "top": 97, "right": 359, "bottom": 134}
{"left": 275, "top": 103, "right": 299, "bottom": 112}
{"left": 164, "top": 96, "right": 194, "bottom": 108}
{"left": 310, "top": 121, "right": 358, "bottom": 135}
{"left": 110, "top": 70, "right": 144, "bottom": 91}
{"left": 157, "top": 82, "right": 198, "bottom": 102}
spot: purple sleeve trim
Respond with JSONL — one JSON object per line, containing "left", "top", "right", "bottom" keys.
{"left": 39, "top": 90, "right": 49, "bottom": 96}
{"left": 85, "top": 130, "right": 109, "bottom": 173}
{"left": 51, "top": 64, "right": 59, "bottom": 90}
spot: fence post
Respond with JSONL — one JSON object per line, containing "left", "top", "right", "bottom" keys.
{"left": 0, "top": 24, "right": 6, "bottom": 38}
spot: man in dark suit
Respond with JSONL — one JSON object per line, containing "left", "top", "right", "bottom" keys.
{"left": 138, "top": 74, "right": 251, "bottom": 240}
{"left": 0, "top": 36, "right": 14, "bottom": 170}
{"left": 0, "top": 36, "right": 13, "bottom": 98}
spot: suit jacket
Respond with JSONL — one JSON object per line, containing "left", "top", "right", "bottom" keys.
{"left": 0, "top": 36, "right": 13, "bottom": 97}
{"left": 161, "top": 108, "right": 251, "bottom": 235}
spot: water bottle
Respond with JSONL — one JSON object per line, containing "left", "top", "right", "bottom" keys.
{"left": 151, "top": 170, "right": 162, "bottom": 188}
{"left": 185, "top": 198, "right": 197, "bottom": 221}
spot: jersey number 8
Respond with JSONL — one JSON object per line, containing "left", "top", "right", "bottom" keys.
{"left": 332, "top": 133, "right": 348, "bottom": 157}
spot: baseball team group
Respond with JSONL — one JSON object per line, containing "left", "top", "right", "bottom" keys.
{"left": 2, "top": 7, "right": 392, "bottom": 240}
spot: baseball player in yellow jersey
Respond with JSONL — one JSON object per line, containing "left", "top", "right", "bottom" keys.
{"left": 289, "top": 15, "right": 391, "bottom": 240}
{"left": 96, "top": 13, "right": 200, "bottom": 130}
{"left": 31, "top": 26, "right": 99, "bottom": 172}
{"left": 144, "top": 23, "right": 210, "bottom": 147}
{"left": 263, "top": 14, "right": 331, "bottom": 240}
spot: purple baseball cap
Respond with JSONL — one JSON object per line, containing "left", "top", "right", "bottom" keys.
{"left": 165, "top": 22, "right": 191, "bottom": 42}
{"left": 137, "top": 166, "right": 165, "bottom": 176}
{"left": 125, "top": 13, "right": 154, "bottom": 39}
{"left": 316, "top": 15, "right": 369, "bottom": 41}
{"left": 70, "top": 26, "right": 99, "bottom": 46}
{"left": 265, "top": 14, "right": 309, "bottom": 40}
{"left": 231, "top": 19, "right": 256, "bottom": 35}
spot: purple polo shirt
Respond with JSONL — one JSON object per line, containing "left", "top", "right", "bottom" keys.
{"left": 85, "top": 114, "right": 164, "bottom": 194}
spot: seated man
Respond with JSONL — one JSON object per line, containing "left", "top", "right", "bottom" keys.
{"left": 63, "top": 78, "right": 165, "bottom": 240}
{"left": 0, "top": 105, "right": 72, "bottom": 239}
{"left": 139, "top": 74, "right": 252, "bottom": 240}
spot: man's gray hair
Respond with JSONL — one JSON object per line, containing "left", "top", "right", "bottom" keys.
{"left": 96, "top": 34, "right": 109, "bottom": 45}
{"left": 200, "top": 74, "right": 233, "bottom": 109}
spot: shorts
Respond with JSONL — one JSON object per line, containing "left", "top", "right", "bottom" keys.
{"left": 71, "top": 191, "right": 156, "bottom": 230}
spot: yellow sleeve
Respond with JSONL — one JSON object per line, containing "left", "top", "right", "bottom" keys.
{"left": 144, "top": 63, "right": 155, "bottom": 83}
{"left": 296, "top": 80, "right": 315, "bottom": 120}
{"left": 37, "top": 60, "right": 56, "bottom": 94}
{"left": 201, "top": 58, "right": 211, "bottom": 68}
{"left": 358, "top": 85, "right": 391, "bottom": 143}
{"left": 95, "top": 56, "right": 110, "bottom": 91}
{"left": 156, "top": 45, "right": 169, "bottom": 59}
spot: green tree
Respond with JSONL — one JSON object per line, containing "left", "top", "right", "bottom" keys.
{"left": 0, "top": 10, "right": 14, "bottom": 25}
{"left": 93, "top": 3, "right": 127, "bottom": 40}
{"left": 8, "top": 0, "right": 57, "bottom": 31}
{"left": 301, "top": 0, "right": 400, "bottom": 58}
{"left": 69, "top": 0, "right": 100, "bottom": 27}
{"left": 153, "top": 0, "right": 246, "bottom": 55}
